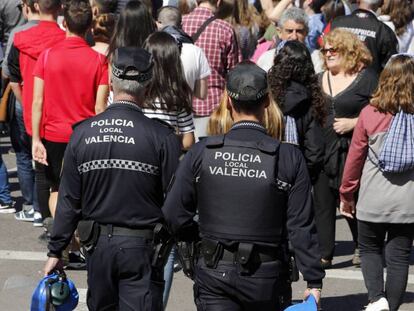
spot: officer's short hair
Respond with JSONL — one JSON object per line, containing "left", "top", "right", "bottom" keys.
{"left": 111, "top": 47, "right": 153, "bottom": 96}
{"left": 111, "top": 71, "right": 150, "bottom": 97}
{"left": 278, "top": 7, "right": 309, "bottom": 33}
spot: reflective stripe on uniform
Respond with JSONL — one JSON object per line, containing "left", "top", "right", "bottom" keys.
{"left": 78, "top": 159, "right": 160, "bottom": 176}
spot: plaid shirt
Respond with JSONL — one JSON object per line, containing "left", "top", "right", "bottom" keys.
{"left": 183, "top": 7, "right": 240, "bottom": 116}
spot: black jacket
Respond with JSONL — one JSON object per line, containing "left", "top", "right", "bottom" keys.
{"left": 163, "top": 121, "right": 325, "bottom": 287}
{"left": 48, "top": 102, "right": 182, "bottom": 256}
{"left": 331, "top": 9, "right": 398, "bottom": 73}
{"left": 162, "top": 25, "right": 193, "bottom": 45}
{"left": 282, "top": 81, "right": 324, "bottom": 182}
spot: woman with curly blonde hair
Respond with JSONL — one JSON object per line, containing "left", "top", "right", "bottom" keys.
{"left": 207, "top": 90, "right": 283, "bottom": 140}
{"left": 340, "top": 54, "right": 414, "bottom": 311}
{"left": 313, "top": 28, "right": 379, "bottom": 269}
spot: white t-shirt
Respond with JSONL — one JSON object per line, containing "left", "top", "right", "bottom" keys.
{"left": 180, "top": 43, "right": 211, "bottom": 91}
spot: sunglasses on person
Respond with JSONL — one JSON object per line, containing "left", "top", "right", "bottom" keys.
{"left": 321, "top": 48, "right": 338, "bottom": 56}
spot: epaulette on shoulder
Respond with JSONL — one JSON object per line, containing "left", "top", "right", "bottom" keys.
{"left": 257, "top": 136, "right": 280, "bottom": 154}
{"left": 205, "top": 135, "right": 225, "bottom": 148}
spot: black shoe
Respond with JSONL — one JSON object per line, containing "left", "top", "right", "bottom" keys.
{"left": 173, "top": 262, "right": 182, "bottom": 273}
{"left": 65, "top": 252, "right": 87, "bottom": 270}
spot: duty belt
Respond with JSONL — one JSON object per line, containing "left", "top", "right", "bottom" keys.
{"left": 200, "top": 238, "right": 282, "bottom": 271}
{"left": 99, "top": 224, "right": 154, "bottom": 239}
{"left": 220, "top": 245, "right": 280, "bottom": 263}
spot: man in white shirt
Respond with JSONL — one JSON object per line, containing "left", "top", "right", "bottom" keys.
{"left": 157, "top": 6, "right": 210, "bottom": 102}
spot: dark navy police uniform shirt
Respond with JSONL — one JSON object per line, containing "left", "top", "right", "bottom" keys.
{"left": 163, "top": 121, "right": 325, "bottom": 285}
{"left": 48, "top": 101, "right": 182, "bottom": 256}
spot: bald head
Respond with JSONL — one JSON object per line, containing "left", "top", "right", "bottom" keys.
{"left": 157, "top": 6, "right": 181, "bottom": 28}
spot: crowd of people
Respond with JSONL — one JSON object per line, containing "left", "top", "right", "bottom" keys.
{"left": 1, "top": 0, "right": 414, "bottom": 310}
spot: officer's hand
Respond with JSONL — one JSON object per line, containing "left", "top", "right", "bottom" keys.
{"left": 339, "top": 200, "right": 355, "bottom": 219}
{"left": 303, "top": 288, "right": 321, "bottom": 308}
{"left": 32, "top": 140, "right": 48, "bottom": 166}
{"left": 43, "top": 257, "right": 63, "bottom": 277}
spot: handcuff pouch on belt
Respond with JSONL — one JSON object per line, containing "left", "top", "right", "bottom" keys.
{"left": 237, "top": 243, "right": 255, "bottom": 274}
{"left": 176, "top": 241, "right": 198, "bottom": 279}
{"left": 152, "top": 223, "right": 174, "bottom": 270}
{"left": 201, "top": 238, "right": 223, "bottom": 269}
{"left": 77, "top": 220, "right": 100, "bottom": 252}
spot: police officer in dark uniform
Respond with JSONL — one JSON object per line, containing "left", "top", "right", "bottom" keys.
{"left": 43, "top": 47, "right": 182, "bottom": 311}
{"left": 163, "top": 61, "right": 325, "bottom": 310}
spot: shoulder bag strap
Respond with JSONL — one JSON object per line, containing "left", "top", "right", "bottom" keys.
{"left": 191, "top": 16, "right": 216, "bottom": 42}
{"left": 326, "top": 71, "right": 336, "bottom": 116}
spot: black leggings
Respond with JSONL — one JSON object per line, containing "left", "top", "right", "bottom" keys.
{"left": 313, "top": 171, "right": 358, "bottom": 260}
{"left": 358, "top": 220, "right": 414, "bottom": 311}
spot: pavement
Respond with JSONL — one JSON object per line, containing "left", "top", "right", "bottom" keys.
{"left": 0, "top": 135, "right": 413, "bottom": 311}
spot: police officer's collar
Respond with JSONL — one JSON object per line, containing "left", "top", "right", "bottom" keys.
{"left": 230, "top": 121, "right": 267, "bottom": 133}
{"left": 108, "top": 100, "right": 143, "bottom": 112}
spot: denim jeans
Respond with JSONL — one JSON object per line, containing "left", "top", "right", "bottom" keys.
{"left": 163, "top": 246, "right": 177, "bottom": 309}
{"left": 9, "top": 100, "right": 39, "bottom": 212}
{"left": 0, "top": 157, "right": 12, "bottom": 204}
{"left": 358, "top": 220, "right": 414, "bottom": 311}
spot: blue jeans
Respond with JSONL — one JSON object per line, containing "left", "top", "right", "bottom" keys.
{"left": 9, "top": 100, "right": 38, "bottom": 212}
{"left": 163, "top": 246, "right": 177, "bottom": 309}
{"left": 0, "top": 157, "right": 12, "bottom": 204}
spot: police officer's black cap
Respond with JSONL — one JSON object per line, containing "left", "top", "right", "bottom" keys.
{"left": 226, "top": 61, "right": 268, "bottom": 102}
{"left": 112, "top": 47, "right": 153, "bottom": 83}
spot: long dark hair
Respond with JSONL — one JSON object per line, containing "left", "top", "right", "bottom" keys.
{"left": 322, "top": 0, "right": 345, "bottom": 24}
{"left": 144, "top": 32, "right": 192, "bottom": 113}
{"left": 108, "top": 0, "right": 156, "bottom": 59}
{"left": 268, "top": 40, "right": 326, "bottom": 124}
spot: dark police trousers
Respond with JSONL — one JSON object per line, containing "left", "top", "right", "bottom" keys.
{"left": 194, "top": 258, "right": 290, "bottom": 311}
{"left": 86, "top": 235, "right": 164, "bottom": 311}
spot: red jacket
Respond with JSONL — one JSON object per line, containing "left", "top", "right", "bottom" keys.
{"left": 13, "top": 21, "right": 65, "bottom": 135}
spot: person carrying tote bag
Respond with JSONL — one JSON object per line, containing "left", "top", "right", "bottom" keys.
{"left": 339, "top": 54, "right": 414, "bottom": 311}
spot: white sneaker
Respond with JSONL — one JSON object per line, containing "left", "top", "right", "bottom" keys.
{"left": 14, "top": 207, "right": 35, "bottom": 221}
{"left": 365, "top": 297, "right": 390, "bottom": 311}
{"left": 33, "top": 212, "right": 43, "bottom": 227}
{"left": 0, "top": 201, "right": 16, "bottom": 214}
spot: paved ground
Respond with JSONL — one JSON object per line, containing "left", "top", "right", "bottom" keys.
{"left": 0, "top": 135, "right": 413, "bottom": 311}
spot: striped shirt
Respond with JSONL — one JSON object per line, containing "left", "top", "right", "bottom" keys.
{"left": 142, "top": 101, "right": 195, "bottom": 134}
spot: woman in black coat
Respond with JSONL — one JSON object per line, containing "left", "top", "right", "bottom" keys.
{"left": 268, "top": 40, "right": 326, "bottom": 182}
